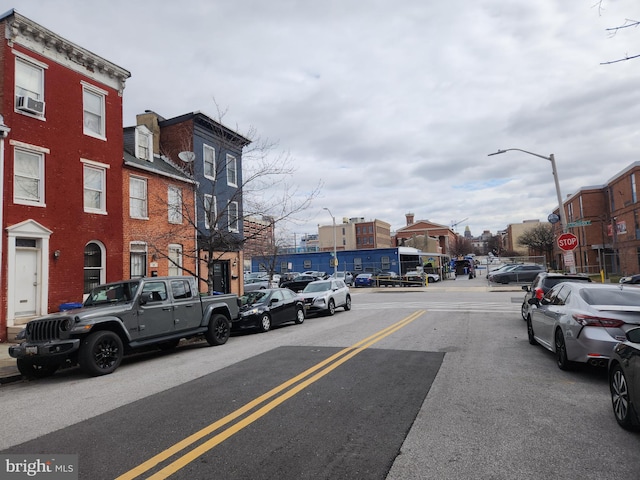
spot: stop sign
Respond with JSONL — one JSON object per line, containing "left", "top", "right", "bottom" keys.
{"left": 557, "top": 232, "right": 578, "bottom": 251}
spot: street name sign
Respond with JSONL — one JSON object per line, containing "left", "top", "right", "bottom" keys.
{"left": 567, "top": 220, "right": 592, "bottom": 228}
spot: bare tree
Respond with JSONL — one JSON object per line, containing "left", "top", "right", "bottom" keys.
{"left": 595, "top": 0, "right": 640, "bottom": 64}
{"left": 143, "top": 105, "right": 322, "bottom": 292}
{"left": 449, "top": 235, "right": 473, "bottom": 258}
{"left": 517, "top": 223, "right": 554, "bottom": 264}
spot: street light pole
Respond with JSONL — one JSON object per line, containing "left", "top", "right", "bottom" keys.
{"left": 323, "top": 207, "right": 337, "bottom": 275}
{"left": 488, "top": 148, "right": 574, "bottom": 273}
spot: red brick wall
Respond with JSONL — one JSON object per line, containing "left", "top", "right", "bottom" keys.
{"left": 122, "top": 169, "right": 198, "bottom": 279}
{"left": 3, "top": 42, "right": 124, "bottom": 309}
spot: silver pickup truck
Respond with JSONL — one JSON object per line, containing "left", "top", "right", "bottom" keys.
{"left": 9, "top": 276, "right": 240, "bottom": 378}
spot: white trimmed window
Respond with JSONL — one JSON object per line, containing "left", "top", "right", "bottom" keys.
{"left": 135, "top": 125, "right": 153, "bottom": 161}
{"left": 83, "top": 84, "right": 106, "bottom": 139}
{"left": 129, "top": 176, "right": 148, "bottom": 219}
{"left": 226, "top": 154, "right": 237, "bottom": 186}
{"left": 15, "top": 56, "right": 45, "bottom": 117}
{"left": 168, "top": 244, "right": 183, "bottom": 276}
{"left": 204, "top": 194, "right": 216, "bottom": 230}
{"left": 227, "top": 201, "right": 239, "bottom": 232}
{"left": 83, "top": 163, "right": 107, "bottom": 213}
{"left": 14, "top": 147, "right": 44, "bottom": 205}
{"left": 130, "top": 243, "right": 147, "bottom": 278}
{"left": 168, "top": 185, "right": 182, "bottom": 224}
{"left": 203, "top": 144, "right": 215, "bottom": 179}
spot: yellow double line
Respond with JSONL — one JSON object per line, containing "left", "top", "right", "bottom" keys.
{"left": 117, "top": 310, "right": 424, "bottom": 480}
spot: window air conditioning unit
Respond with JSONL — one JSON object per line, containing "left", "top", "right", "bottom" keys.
{"left": 16, "top": 95, "right": 45, "bottom": 115}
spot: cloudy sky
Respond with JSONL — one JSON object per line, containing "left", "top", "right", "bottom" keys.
{"left": 11, "top": 0, "right": 640, "bottom": 240}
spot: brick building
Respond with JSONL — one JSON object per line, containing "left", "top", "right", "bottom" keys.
{"left": 122, "top": 116, "right": 198, "bottom": 281}
{"left": 317, "top": 217, "right": 391, "bottom": 251}
{"left": 1, "top": 10, "right": 130, "bottom": 341}
{"left": 137, "top": 110, "right": 250, "bottom": 294}
{"left": 393, "top": 214, "right": 456, "bottom": 255}
{"left": 552, "top": 162, "right": 640, "bottom": 277}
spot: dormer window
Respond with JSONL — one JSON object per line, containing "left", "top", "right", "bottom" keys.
{"left": 135, "top": 125, "right": 153, "bottom": 161}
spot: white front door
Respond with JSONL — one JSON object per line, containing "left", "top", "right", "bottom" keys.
{"left": 14, "top": 248, "right": 39, "bottom": 317}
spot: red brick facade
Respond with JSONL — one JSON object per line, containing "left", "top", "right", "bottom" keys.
{"left": 552, "top": 162, "right": 640, "bottom": 277}
{"left": 0, "top": 11, "right": 130, "bottom": 340}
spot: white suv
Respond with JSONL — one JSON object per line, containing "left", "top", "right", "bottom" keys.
{"left": 300, "top": 279, "right": 351, "bottom": 316}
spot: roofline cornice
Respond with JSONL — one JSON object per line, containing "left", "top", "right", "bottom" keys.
{"left": 5, "top": 10, "right": 131, "bottom": 94}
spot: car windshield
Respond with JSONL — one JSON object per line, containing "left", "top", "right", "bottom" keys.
{"left": 303, "top": 282, "right": 331, "bottom": 293}
{"left": 241, "top": 291, "right": 270, "bottom": 305}
{"left": 580, "top": 287, "right": 640, "bottom": 306}
{"left": 84, "top": 281, "right": 139, "bottom": 306}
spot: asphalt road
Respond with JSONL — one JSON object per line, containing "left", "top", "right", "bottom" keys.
{"left": 2, "top": 283, "right": 640, "bottom": 479}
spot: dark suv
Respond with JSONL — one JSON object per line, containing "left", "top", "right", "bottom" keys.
{"left": 488, "top": 264, "right": 545, "bottom": 284}
{"left": 520, "top": 272, "right": 592, "bottom": 320}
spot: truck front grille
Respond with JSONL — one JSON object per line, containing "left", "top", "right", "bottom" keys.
{"left": 26, "top": 318, "right": 69, "bottom": 342}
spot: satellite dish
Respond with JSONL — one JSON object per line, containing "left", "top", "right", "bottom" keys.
{"left": 178, "top": 151, "right": 195, "bottom": 163}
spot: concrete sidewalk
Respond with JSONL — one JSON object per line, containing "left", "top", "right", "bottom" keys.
{"left": 0, "top": 342, "right": 21, "bottom": 384}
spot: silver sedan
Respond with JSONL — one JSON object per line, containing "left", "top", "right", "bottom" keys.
{"left": 527, "top": 283, "right": 640, "bottom": 370}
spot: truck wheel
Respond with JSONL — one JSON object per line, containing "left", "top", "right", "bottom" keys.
{"left": 205, "top": 314, "right": 231, "bottom": 346}
{"left": 16, "top": 359, "right": 59, "bottom": 379}
{"left": 79, "top": 331, "right": 123, "bottom": 377}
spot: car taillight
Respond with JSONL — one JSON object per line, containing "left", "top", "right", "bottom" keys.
{"left": 572, "top": 314, "right": 625, "bottom": 328}
{"left": 534, "top": 288, "right": 544, "bottom": 300}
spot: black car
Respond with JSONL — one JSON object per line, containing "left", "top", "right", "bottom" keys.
{"left": 620, "top": 274, "right": 640, "bottom": 285}
{"left": 609, "top": 327, "right": 640, "bottom": 430}
{"left": 488, "top": 264, "right": 545, "bottom": 284}
{"left": 280, "top": 274, "right": 321, "bottom": 292}
{"left": 233, "top": 288, "right": 305, "bottom": 333}
{"left": 521, "top": 272, "right": 592, "bottom": 320}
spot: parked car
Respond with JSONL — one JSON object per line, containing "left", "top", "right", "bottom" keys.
{"left": 608, "top": 327, "right": 640, "bottom": 430}
{"left": 527, "top": 283, "right": 640, "bottom": 370}
{"left": 280, "top": 274, "right": 322, "bottom": 292}
{"left": 402, "top": 271, "right": 440, "bottom": 285}
{"left": 302, "top": 271, "right": 327, "bottom": 279}
{"left": 243, "top": 278, "right": 270, "bottom": 292}
{"left": 233, "top": 288, "right": 305, "bottom": 333}
{"left": 9, "top": 276, "right": 240, "bottom": 378}
{"left": 279, "top": 272, "right": 301, "bottom": 286}
{"left": 354, "top": 273, "right": 375, "bottom": 287}
{"left": 619, "top": 274, "right": 640, "bottom": 285}
{"left": 374, "top": 271, "right": 400, "bottom": 287}
{"left": 245, "top": 272, "right": 268, "bottom": 281}
{"left": 300, "top": 279, "right": 351, "bottom": 315}
{"left": 331, "top": 271, "right": 353, "bottom": 286}
{"left": 521, "top": 272, "right": 592, "bottom": 320}
{"left": 489, "top": 263, "right": 521, "bottom": 273}
{"left": 488, "top": 264, "right": 545, "bottom": 284}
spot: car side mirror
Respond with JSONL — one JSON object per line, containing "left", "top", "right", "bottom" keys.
{"left": 270, "top": 298, "right": 279, "bottom": 304}
{"left": 139, "top": 292, "right": 153, "bottom": 305}
{"left": 527, "top": 298, "right": 539, "bottom": 306}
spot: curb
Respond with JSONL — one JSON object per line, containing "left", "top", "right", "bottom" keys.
{"left": 0, "top": 366, "right": 22, "bottom": 385}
